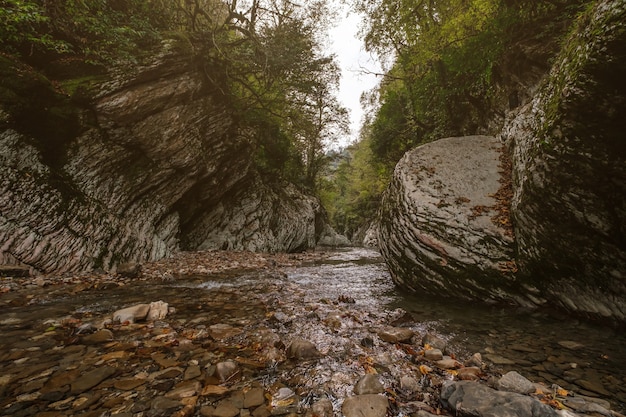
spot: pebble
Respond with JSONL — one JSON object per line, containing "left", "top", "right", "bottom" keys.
{"left": 422, "top": 333, "right": 447, "bottom": 351}
{"left": 216, "top": 360, "right": 240, "bottom": 382}
{"left": 286, "top": 339, "right": 319, "bottom": 359}
{"left": 424, "top": 349, "right": 443, "bottom": 361}
{"left": 342, "top": 394, "right": 388, "bottom": 417}
{"left": 496, "top": 371, "right": 536, "bottom": 394}
{"left": 354, "top": 374, "right": 385, "bottom": 395}
{"left": 377, "top": 326, "right": 414, "bottom": 343}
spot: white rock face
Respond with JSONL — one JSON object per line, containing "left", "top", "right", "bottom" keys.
{"left": 0, "top": 42, "right": 332, "bottom": 273}
{"left": 378, "top": 135, "right": 519, "bottom": 303}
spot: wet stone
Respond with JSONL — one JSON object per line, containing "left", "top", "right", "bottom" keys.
{"left": 400, "top": 376, "right": 420, "bottom": 393}
{"left": 286, "top": 339, "right": 319, "bottom": 359}
{"left": 152, "top": 353, "right": 180, "bottom": 368}
{"left": 114, "top": 304, "right": 151, "bottom": 323}
{"left": 342, "top": 394, "right": 389, "bottom": 417}
{"left": 70, "top": 366, "right": 116, "bottom": 394}
{"left": 184, "top": 364, "right": 202, "bottom": 380}
{"left": 558, "top": 341, "right": 584, "bottom": 350}
{"left": 166, "top": 380, "right": 201, "bottom": 399}
{"left": 114, "top": 378, "right": 146, "bottom": 390}
{"left": 422, "top": 333, "right": 446, "bottom": 351}
{"left": 496, "top": 371, "right": 535, "bottom": 394}
{"left": 354, "top": 374, "right": 385, "bottom": 395}
{"left": 152, "top": 396, "right": 182, "bottom": 412}
{"left": 117, "top": 262, "right": 141, "bottom": 278}
{"left": 377, "top": 327, "right": 414, "bottom": 344}
{"left": 457, "top": 367, "right": 482, "bottom": 381}
{"left": 484, "top": 354, "right": 516, "bottom": 365}
{"left": 216, "top": 360, "right": 240, "bottom": 382}
{"left": 435, "top": 358, "right": 461, "bottom": 369}
{"left": 244, "top": 387, "right": 266, "bottom": 408}
{"left": 80, "top": 329, "right": 114, "bottom": 345}
{"left": 306, "top": 398, "right": 333, "bottom": 417}
{"left": 424, "top": 349, "right": 443, "bottom": 361}
{"left": 213, "top": 401, "right": 240, "bottom": 417}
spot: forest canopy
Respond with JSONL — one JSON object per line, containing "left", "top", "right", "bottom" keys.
{"left": 0, "top": 0, "right": 348, "bottom": 190}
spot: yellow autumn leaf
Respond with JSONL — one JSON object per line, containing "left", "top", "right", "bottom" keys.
{"left": 419, "top": 365, "right": 431, "bottom": 375}
{"left": 274, "top": 398, "right": 295, "bottom": 407}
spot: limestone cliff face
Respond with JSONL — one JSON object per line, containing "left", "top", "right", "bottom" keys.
{"left": 502, "top": 0, "right": 626, "bottom": 318}
{"left": 378, "top": 0, "right": 625, "bottom": 321}
{"left": 0, "top": 41, "right": 328, "bottom": 273}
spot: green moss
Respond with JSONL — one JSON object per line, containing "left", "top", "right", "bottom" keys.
{"left": 60, "top": 75, "right": 107, "bottom": 105}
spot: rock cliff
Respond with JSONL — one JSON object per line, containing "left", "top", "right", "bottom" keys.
{"left": 0, "top": 41, "right": 330, "bottom": 273}
{"left": 378, "top": 0, "right": 625, "bottom": 321}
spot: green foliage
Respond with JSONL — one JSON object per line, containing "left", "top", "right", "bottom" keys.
{"left": 354, "top": 0, "right": 588, "bottom": 171}
{"left": 319, "top": 133, "right": 390, "bottom": 238}
{"left": 0, "top": 0, "right": 71, "bottom": 54}
{"left": 0, "top": 0, "right": 167, "bottom": 65}
{"left": 326, "top": 0, "right": 590, "bottom": 233}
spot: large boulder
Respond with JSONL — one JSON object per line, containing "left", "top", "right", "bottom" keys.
{"left": 378, "top": 136, "right": 520, "bottom": 304}
{"left": 0, "top": 40, "right": 330, "bottom": 273}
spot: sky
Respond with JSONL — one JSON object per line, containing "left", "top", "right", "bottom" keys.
{"left": 326, "top": 6, "right": 382, "bottom": 149}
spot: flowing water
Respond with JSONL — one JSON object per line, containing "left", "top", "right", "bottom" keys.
{"left": 1, "top": 247, "right": 624, "bottom": 415}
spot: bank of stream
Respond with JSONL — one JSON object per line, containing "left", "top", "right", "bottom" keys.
{"left": 0, "top": 247, "right": 624, "bottom": 416}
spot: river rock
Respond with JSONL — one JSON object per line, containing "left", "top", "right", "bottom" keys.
{"left": 81, "top": 329, "right": 114, "bottom": 344}
{"left": 400, "top": 376, "right": 420, "bottom": 393}
{"left": 165, "top": 380, "right": 201, "bottom": 399}
{"left": 496, "top": 371, "right": 536, "bottom": 394}
{"left": 354, "top": 374, "right": 385, "bottom": 395}
{"left": 147, "top": 300, "right": 169, "bottom": 321}
{"left": 70, "top": 366, "right": 116, "bottom": 394}
{"left": 244, "top": 387, "right": 266, "bottom": 408}
{"left": 435, "top": 357, "right": 461, "bottom": 369}
{"left": 216, "top": 360, "right": 240, "bottom": 382}
{"left": 306, "top": 398, "right": 334, "bottom": 417}
{"left": 377, "top": 327, "right": 414, "bottom": 343}
{"left": 422, "top": 334, "right": 447, "bottom": 351}
{"left": 213, "top": 401, "right": 241, "bottom": 417}
{"left": 441, "top": 381, "right": 558, "bottom": 417}
{"left": 465, "top": 352, "right": 484, "bottom": 368}
{"left": 286, "top": 339, "right": 319, "bottom": 359}
{"left": 152, "top": 396, "right": 182, "bottom": 412}
{"left": 457, "top": 367, "right": 482, "bottom": 381}
{"left": 378, "top": 135, "right": 518, "bottom": 306}
{"left": 113, "top": 304, "right": 151, "bottom": 323}
{"left": 342, "top": 394, "right": 388, "bottom": 417}
{"left": 424, "top": 349, "right": 443, "bottom": 361}
{"left": 0, "top": 265, "right": 30, "bottom": 277}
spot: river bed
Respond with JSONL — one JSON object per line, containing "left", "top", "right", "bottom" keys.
{"left": 0, "top": 247, "right": 624, "bottom": 416}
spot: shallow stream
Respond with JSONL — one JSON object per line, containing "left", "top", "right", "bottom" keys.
{"left": 1, "top": 247, "right": 624, "bottom": 415}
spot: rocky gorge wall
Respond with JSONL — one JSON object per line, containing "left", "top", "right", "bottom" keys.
{"left": 0, "top": 41, "right": 331, "bottom": 274}
{"left": 377, "top": 0, "right": 626, "bottom": 321}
